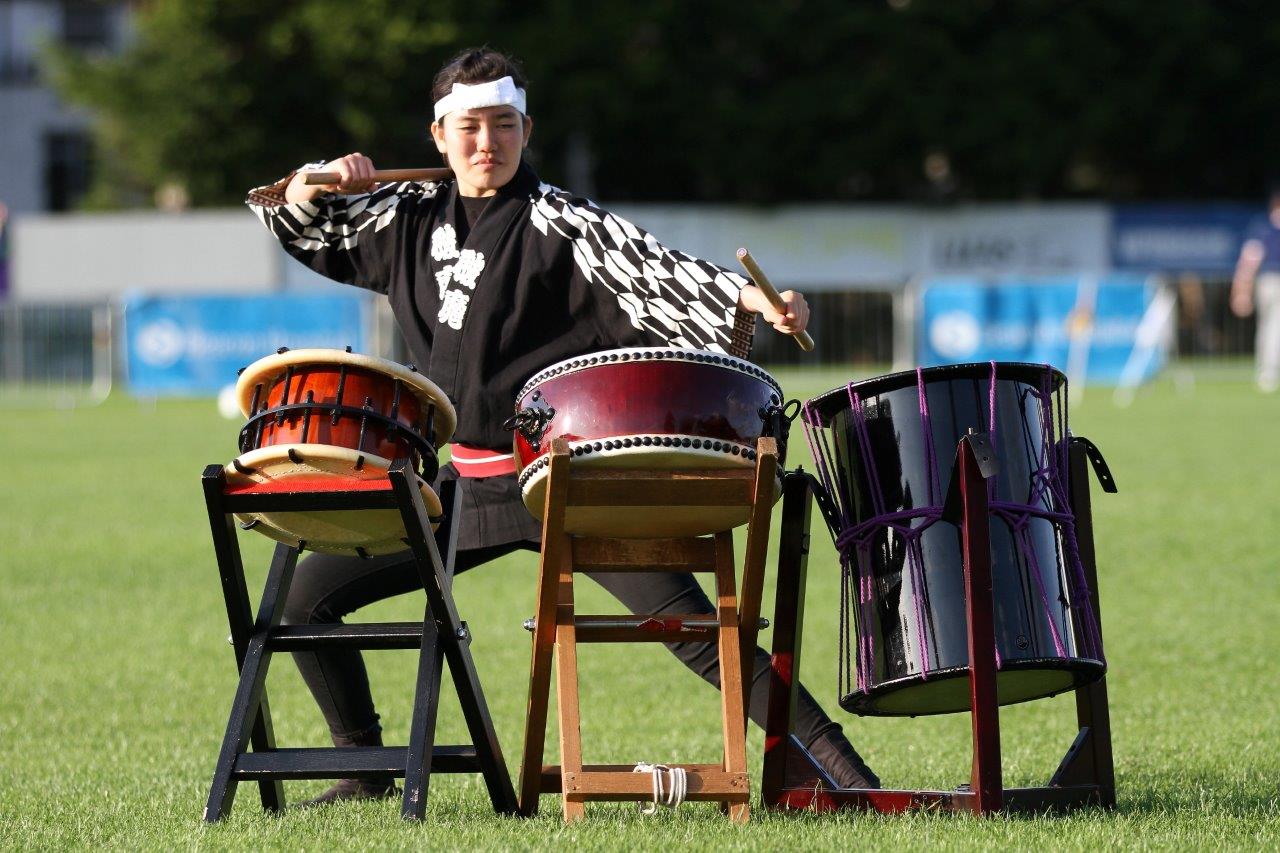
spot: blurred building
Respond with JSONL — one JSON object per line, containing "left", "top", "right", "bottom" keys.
{"left": 0, "top": 1, "right": 133, "bottom": 214}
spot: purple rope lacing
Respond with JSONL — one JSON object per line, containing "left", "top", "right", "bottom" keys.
{"left": 917, "top": 368, "right": 943, "bottom": 505}
{"left": 847, "top": 388, "right": 885, "bottom": 517}
{"left": 805, "top": 364, "right": 1107, "bottom": 699}
{"left": 829, "top": 377, "right": 946, "bottom": 690}
{"left": 1038, "top": 370, "right": 1105, "bottom": 661}
{"left": 804, "top": 402, "right": 862, "bottom": 700}
{"left": 987, "top": 360, "right": 999, "bottom": 503}
{"left": 982, "top": 362, "right": 1004, "bottom": 668}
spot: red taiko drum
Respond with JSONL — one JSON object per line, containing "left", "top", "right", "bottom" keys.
{"left": 510, "top": 347, "right": 787, "bottom": 537}
{"left": 225, "top": 348, "right": 456, "bottom": 555}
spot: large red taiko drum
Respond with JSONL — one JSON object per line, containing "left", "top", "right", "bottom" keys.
{"left": 510, "top": 347, "right": 787, "bottom": 537}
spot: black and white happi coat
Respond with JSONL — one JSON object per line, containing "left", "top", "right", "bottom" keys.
{"left": 247, "top": 161, "right": 756, "bottom": 549}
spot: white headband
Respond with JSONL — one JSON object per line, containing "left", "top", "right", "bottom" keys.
{"left": 433, "top": 75, "right": 527, "bottom": 121}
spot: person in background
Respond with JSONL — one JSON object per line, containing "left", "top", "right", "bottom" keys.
{"left": 0, "top": 201, "right": 10, "bottom": 300}
{"left": 1175, "top": 272, "right": 1215, "bottom": 357}
{"left": 1230, "top": 189, "right": 1280, "bottom": 392}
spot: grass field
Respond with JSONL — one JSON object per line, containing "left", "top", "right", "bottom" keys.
{"left": 1, "top": 365, "right": 1278, "bottom": 850}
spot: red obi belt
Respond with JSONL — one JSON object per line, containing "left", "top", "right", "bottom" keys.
{"left": 449, "top": 443, "right": 517, "bottom": 478}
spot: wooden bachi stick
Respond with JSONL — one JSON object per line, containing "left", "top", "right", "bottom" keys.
{"left": 736, "top": 248, "right": 815, "bottom": 352}
{"left": 303, "top": 167, "right": 453, "bottom": 188}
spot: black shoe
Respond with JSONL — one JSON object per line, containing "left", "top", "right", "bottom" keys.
{"left": 806, "top": 729, "right": 881, "bottom": 790}
{"left": 297, "top": 778, "right": 399, "bottom": 808}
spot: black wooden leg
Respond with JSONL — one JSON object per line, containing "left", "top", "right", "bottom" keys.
{"left": 1067, "top": 442, "right": 1117, "bottom": 807}
{"left": 389, "top": 461, "right": 519, "bottom": 816}
{"left": 442, "top": 611, "right": 518, "bottom": 816}
{"left": 402, "top": 615, "right": 445, "bottom": 820}
{"left": 202, "top": 466, "right": 285, "bottom": 819}
{"left": 435, "top": 479, "right": 462, "bottom": 584}
{"left": 203, "top": 541, "right": 298, "bottom": 822}
{"left": 401, "top": 480, "right": 460, "bottom": 820}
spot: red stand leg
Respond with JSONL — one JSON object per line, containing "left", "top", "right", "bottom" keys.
{"left": 957, "top": 436, "right": 1003, "bottom": 814}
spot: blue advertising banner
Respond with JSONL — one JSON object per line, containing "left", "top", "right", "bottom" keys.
{"left": 1110, "top": 204, "right": 1257, "bottom": 273}
{"left": 123, "top": 293, "right": 368, "bottom": 395}
{"left": 918, "top": 275, "right": 1160, "bottom": 383}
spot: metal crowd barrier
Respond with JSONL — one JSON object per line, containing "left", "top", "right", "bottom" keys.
{"left": 0, "top": 302, "right": 113, "bottom": 408}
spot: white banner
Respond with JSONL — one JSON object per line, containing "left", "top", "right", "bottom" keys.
{"left": 12, "top": 211, "right": 279, "bottom": 301}
{"left": 612, "top": 204, "right": 913, "bottom": 289}
{"left": 914, "top": 204, "right": 1110, "bottom": 277}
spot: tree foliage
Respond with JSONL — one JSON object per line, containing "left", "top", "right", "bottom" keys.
{"left": 49, "top": 0, "right": 1280, "bottom": 207}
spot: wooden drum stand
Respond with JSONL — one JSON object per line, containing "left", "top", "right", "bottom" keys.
{"left": 761, "top": 436, "right": 1117, "bottom": 815}
{"left": 518, "top": 437, "right": 779, "bottom": 823}
{"left": 200, "top": 461, "right": 517, "bottom": 821}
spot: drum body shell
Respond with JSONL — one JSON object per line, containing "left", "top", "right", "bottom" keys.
{"left": 807, "top": 362, "right": 1104, "bottom": 716}
{"left": 244, "top": 364, "right": 428, "bottom": 468}
{"left": 513, "top": 348, "right": 784, "bottom": 537}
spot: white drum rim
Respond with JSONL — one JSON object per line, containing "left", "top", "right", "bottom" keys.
{"left": 225, "top": 443, "right": 443, "bottom": 549}
{"left": 235, "top": 348, "right": 457, "bottom": 445}
{"left": 229, "top": 443, "right": 393, "bottom": 477}
{"left": 515, "top": 347, "right": 782, "bottom": 402}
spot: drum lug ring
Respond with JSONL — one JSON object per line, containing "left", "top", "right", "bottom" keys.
{"left": 503, "top": 405, "right": 556, "bottom": 451}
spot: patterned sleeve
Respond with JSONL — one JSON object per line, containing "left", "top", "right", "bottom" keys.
{"left": 246, "top": 165, "right": 440, "bottom": 295}
{"left": 529, "top": 185, "right": 755, "bottom": 357}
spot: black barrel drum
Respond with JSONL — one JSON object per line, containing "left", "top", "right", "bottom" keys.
{"left": 803, "top": 362, "right": 1105, "bottom": 717}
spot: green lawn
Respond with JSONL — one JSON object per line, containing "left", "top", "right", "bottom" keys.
{"left": 1, "top": 366, "right": 1277, "bottom": 849}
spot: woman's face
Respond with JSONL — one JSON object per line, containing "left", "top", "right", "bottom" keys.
{"left": 431, "top": 105, "right": 532, "bottom": 197}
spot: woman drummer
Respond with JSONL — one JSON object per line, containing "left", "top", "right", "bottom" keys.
{"left": 248, "top": 46, "right": 878, "bottom": 805}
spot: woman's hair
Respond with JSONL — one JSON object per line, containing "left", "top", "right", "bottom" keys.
{"left": 431, "top": 47, "right": 528, "bottom": 106}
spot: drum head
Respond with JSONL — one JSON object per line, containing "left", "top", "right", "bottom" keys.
{"left": 841, "top": 658, "right": 1105, "bottom": 716}
{"left": 225, "top": 444, "right": 442, "bottom": 556}
{"left": 519, "top": 440, "right": 777, "bottom": 538}
{"left": 235, "top": 348, "right": 457, "bottom": 445}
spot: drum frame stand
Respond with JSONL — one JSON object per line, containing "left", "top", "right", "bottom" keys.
{"left": 762, "top": 436, "right": 1116, "bottom": 815}
{"left": 517, "top": 437, "right": 779, "bottom": 823}
{"left": 199, "top": 459, "right": 517, "bottom": 821}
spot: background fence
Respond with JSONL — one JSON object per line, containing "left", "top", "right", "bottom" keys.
{"left": 1171, "top": 275, "right": 1254, "bottom": 360}
{"left": 0, "top": 302, "right": 112, "bottom": 407}
{"left": 0, "top": 276, "right": 1265, "bottom": 411}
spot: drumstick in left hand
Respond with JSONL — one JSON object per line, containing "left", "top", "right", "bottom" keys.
{"left": 737, "top": 248, "right": 816, "bottom": 352}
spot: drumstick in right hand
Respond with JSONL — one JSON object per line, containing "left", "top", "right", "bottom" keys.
{"left": 737, "top": 248, "right": 816, "bottom": 352}
{"left": 303, "top": 167, "right": 453, "bottom": 189}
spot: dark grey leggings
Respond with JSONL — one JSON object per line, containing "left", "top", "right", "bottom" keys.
{"left": 281, "top": 540, "right": 876, "bottom": 785}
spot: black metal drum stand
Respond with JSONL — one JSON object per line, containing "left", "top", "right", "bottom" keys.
{"left": 199, "top": 459, "right": 517, "bottom": 821}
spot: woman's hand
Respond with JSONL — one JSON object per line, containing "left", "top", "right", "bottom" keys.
{"left": 285, "top": 153, "right": 378, "bottom": 202}
{"left": 739, "top": 284, "right": 810, "bottom": 335}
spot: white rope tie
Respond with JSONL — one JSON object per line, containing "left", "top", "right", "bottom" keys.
{"left": 632, "top": 763, "right": 688, "bottom": 814}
